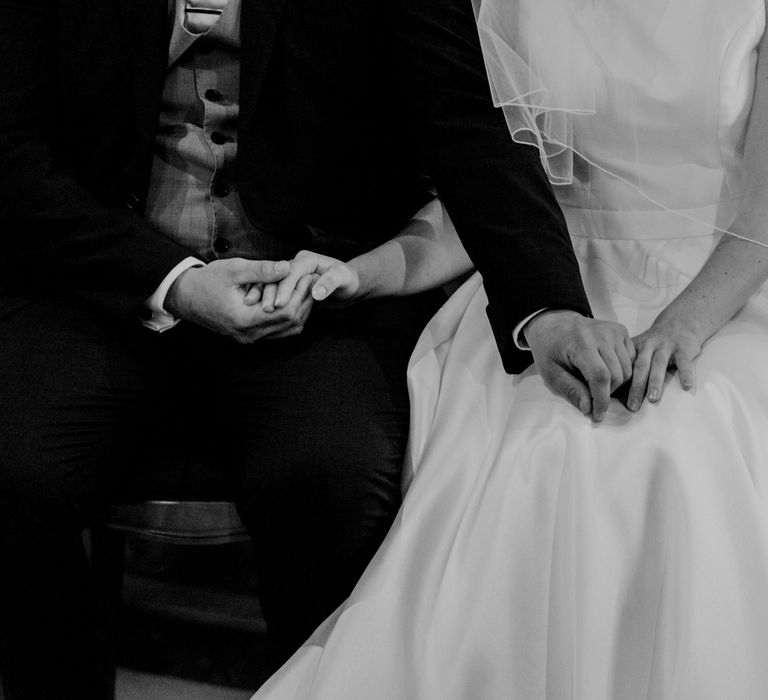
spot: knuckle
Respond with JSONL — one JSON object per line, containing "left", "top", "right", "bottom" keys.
{"left": 651, "top": 353, "right": 670, "bottom": 370}
{"left": 565, "top": 386, "right": 582, "bottom": 405}
{"left": 249, "top": 260, "right": 267, "bottom": 277}
{"left": 575, "top": 325, "right": 591, "bottom": 343}
{"left": 633, "top": 356, "right": 650, "bottom": 370}
{"left": 285, "top": 309, "right": 300, "bottom": 324}
{"left": 230, "top": 315, "right": 248, "bottom": 332}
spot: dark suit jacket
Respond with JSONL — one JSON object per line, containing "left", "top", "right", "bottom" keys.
{"left": 0, "top": 0, "right": 590, "bottom": 372}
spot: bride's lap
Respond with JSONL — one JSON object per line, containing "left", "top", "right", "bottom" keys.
{"left": 408, "top": 281, "right": 768, "bottom": 505}
{"left": 254, "top": 292, "right": 768, "bottom": 700}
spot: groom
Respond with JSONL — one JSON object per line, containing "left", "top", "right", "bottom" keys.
{"left": 0, "top": 0, "right": 630, "bottom": 697}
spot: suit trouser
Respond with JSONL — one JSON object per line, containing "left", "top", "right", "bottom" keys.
{"left": 0, "top": 296, "right": 424, "bottom": 699}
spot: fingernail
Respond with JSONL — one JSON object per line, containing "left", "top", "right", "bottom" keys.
{"left": 312, "top": 286, "right": 327, "bottom": 300}
{"left": 595, "top": 411, "right": 606, "bottom": 422}
{"left": 628, "top": 398, "right": 639, "bottom": 411}
{"left": 649, "top": 390, "right": 659, "bottom": 402}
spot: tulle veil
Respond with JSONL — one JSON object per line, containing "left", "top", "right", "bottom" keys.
{"left": 472, "top": 0, "right": 597, "bottom": 186}
{"left": 471, "top": 0, "right": 767, "bottom": 247}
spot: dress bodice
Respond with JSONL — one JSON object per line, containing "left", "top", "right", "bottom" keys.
{"left": 555, "top": 0, "right": 764, "bottom": 218}
{"left": 528, "top": 0, "right": 768, "bottom": 333}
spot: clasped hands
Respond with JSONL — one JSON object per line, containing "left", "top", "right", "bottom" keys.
{"left": 164, "top": 251, "right": 359, "bottom": 344}
{"left": 165, "top": 253, "right": 701, "bottom": 421}
{"left": 525, "top": 308, "right": 705, "bottom": 422}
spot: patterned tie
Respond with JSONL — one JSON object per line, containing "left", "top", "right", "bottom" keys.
{"left": 183, "top": 0, "right": 229, "bottom": 34}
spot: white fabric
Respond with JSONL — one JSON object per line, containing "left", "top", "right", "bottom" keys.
{"left": 182, "top": 0, "right": 229, "bottom": 35}
{"left": 142, "top": 256, "right": 203, "bottom": 332}
{"left": 473, "top": 0, "right": 598, "bottom": 184}
{"left": 511, "top": 306, "right": 547, "bottom": 350}
{"left": 253, "top": 1, "right": 768, "bottom": 698}
{"left": 473, "top": 0, "right": 766, "bottom": 252}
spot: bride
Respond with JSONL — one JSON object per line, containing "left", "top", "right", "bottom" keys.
{"left": 251, "top": 0, "right": 768, "bottom": 696}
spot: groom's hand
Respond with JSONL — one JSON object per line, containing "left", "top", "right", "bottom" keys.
{"left": 164, "top": 258, "right": 316, "bottom": 343}
{"left": 524, "top": 311, "right": 635, "bottom": 422}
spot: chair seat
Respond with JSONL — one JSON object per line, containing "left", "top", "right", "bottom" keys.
{"left": 98, "top": 500, "right": 250, "bottom": 545}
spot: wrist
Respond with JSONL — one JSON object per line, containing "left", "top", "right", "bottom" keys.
{"left": 347, "top": 257, "right": 374, "bottom": 300}
{"left": 523, "top": 309, "right": 583, "bottom": 346}
{"left": 164, "top": 266, "right": 197, "bottom": 318}
{"left": 653, "top": 307, "right": 710, "bottom": 346}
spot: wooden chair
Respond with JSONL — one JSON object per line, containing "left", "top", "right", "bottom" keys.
{"left": 87, "top": 398, "right": 253, "bottom": 696}
{"left": 90, "top": 499, "right": 251, "bottom": 699}
{"left": 85, "top": 389, "right": 268, "bottom": 697}
{"left": 94, "top": 500, "right": 249, "bottom": 546}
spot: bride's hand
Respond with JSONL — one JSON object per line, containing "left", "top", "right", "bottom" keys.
{"left": 627, "top": 313, "right": 704, "bottom": 410}
{"left": 244, "top": 250, "right": 361, "bottom": 310}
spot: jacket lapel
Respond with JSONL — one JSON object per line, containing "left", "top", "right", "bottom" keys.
{"left": 115, "top": 0, "right": 170, "bottom": 136}
{"left": 239, "top": 0, "right": 288, "bottom": 126}
{"left": 113, "top": 0, "right": 285, "bottom": 129}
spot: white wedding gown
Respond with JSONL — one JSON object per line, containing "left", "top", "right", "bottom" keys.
{"left": 253, "top": 1, "right": 768, "bottom": 698}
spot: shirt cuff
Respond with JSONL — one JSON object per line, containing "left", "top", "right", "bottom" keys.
{"left": 142, "top": 256, "right": 204, "bottom": 332}
{"left": 512, "top": 308, "right": 549, "bottom": 351}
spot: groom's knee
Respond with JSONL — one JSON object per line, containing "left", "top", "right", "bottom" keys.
{"left": 236, "top": 430, "right": 403, "bottom": 541}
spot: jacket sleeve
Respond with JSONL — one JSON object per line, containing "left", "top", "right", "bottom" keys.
{"left": 0, "top": 0, "right": 192, "bottom": 319}
{"left": 390, "top": 0, "right": 591, "bottom": 373}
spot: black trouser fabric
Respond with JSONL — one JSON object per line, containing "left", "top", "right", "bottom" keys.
{"left": 0, "top": 297, "right": 423, "bottom": 699}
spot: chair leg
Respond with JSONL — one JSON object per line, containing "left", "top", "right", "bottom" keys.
{"left": 90, "top": 528, "right": 127, "bottom": 700}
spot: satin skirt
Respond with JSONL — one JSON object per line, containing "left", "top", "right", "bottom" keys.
{"left": 254, "top": 255, "right": 768, "bottom": 699}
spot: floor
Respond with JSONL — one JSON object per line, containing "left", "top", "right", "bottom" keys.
{"left": 0, "top": 671, "right": 253, "bottom": 700}
{"left": 116, "top": 669, "right": 253, "bottom": 700}
{"left": 0, "top": 536, "right": 283, "bottom": 699}
{"left": 116, "top": 537, "right": 283, "bottom": 692}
